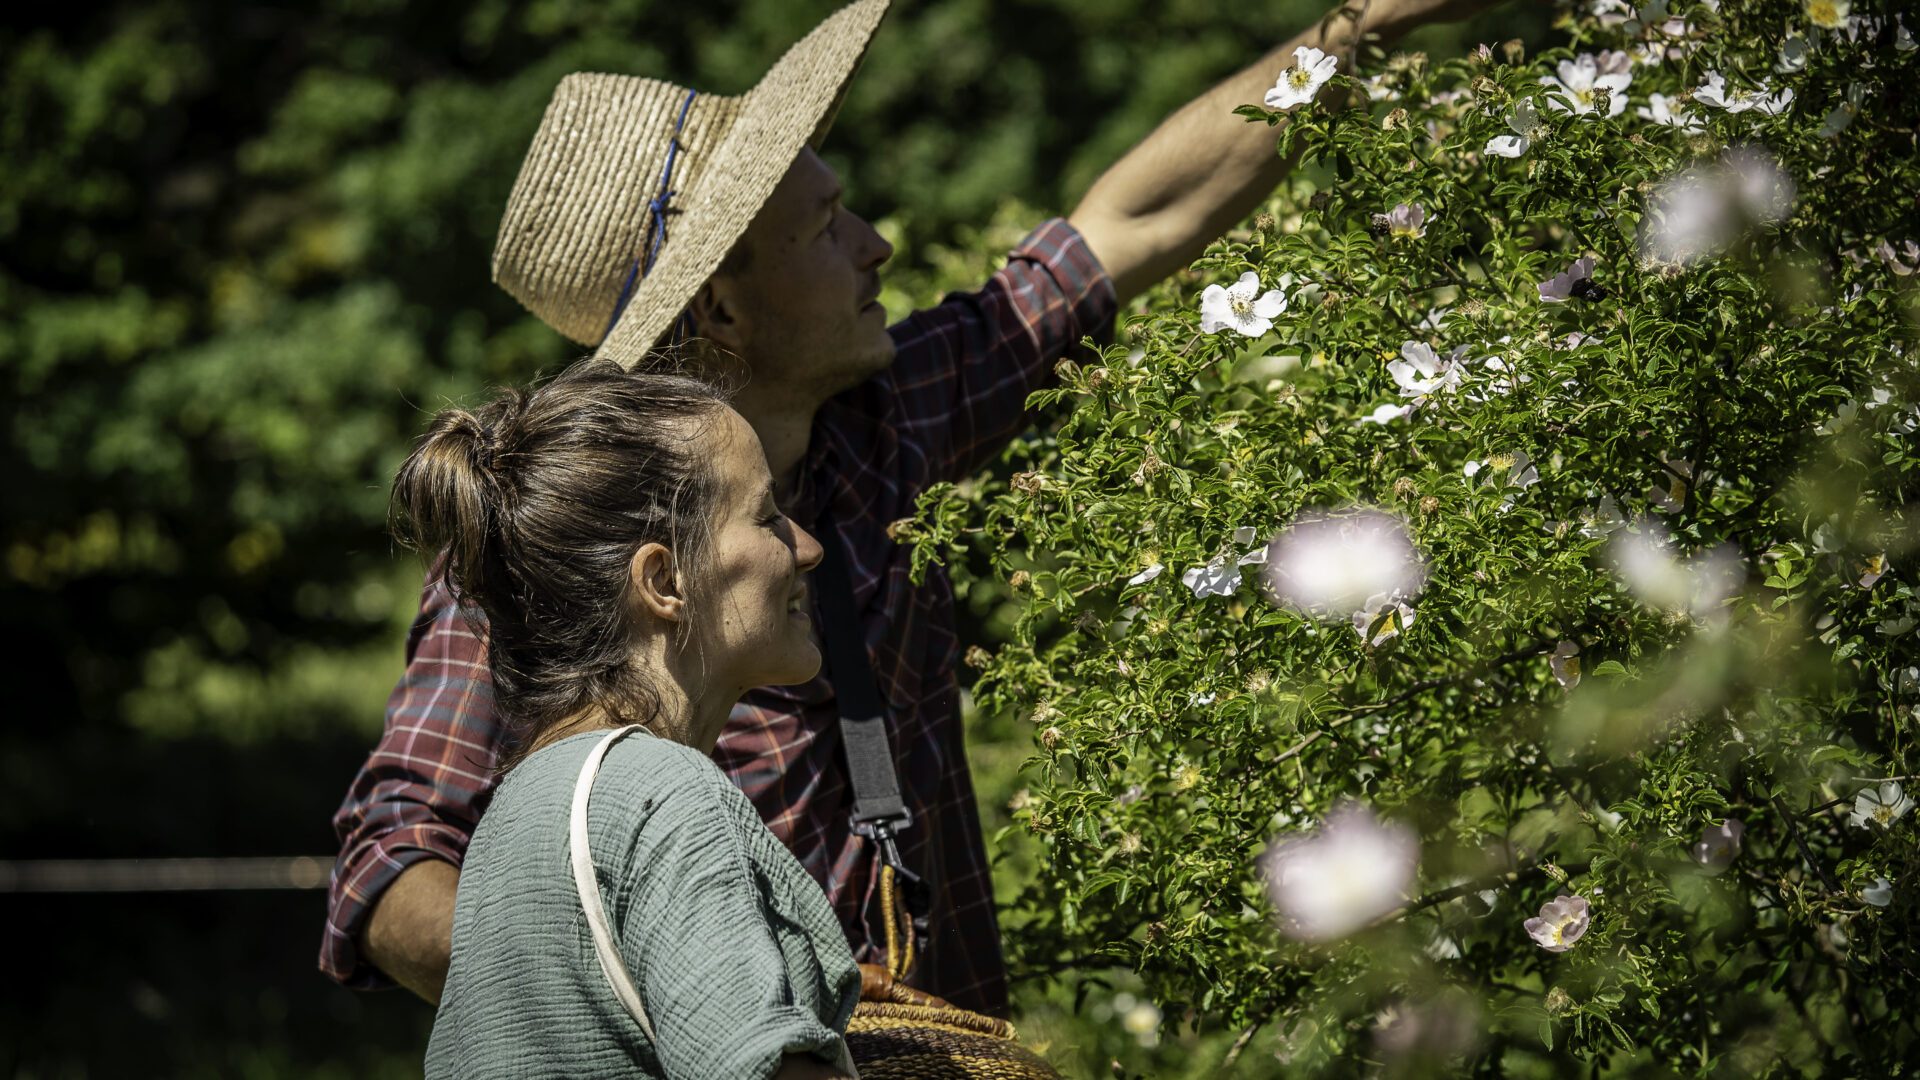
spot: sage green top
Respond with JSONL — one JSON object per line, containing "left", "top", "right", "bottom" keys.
{"left": 425, "top": 730, "right": 860, "bottom": 1079}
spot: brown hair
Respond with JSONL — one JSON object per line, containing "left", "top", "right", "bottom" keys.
{"left": 389, "top": 358, "right": 730, "bottom": 766}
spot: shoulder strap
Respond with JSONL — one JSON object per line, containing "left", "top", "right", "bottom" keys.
{"left": 812, "top": 519, "right": 908, "bottom": 826}
{"left": 570, "top": 725, "right": 658, "bottom": 1043}
{"left": 812, "top": 514, "right": 931, "bottom": 970}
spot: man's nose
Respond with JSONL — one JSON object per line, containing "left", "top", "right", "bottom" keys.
{"left": 851, "top": 211, "right": 893, "bottom": 271}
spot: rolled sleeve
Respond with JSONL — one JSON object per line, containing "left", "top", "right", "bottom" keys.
{"left": 884, "top": 217, "right": 1117, "bottom": 483}
{"left": 319, "top": 571, "right": 501, "bottom": 988}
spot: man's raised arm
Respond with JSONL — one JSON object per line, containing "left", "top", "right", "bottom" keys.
{"left": 1069, "top": 0, "right": 1496, "bottom": 304}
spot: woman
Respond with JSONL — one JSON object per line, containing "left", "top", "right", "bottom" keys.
{"left": 402, "top": 360, "right": 856, "bottom": 1079}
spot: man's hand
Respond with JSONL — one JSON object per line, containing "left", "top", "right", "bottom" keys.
{"left": 1069, "top": 0, "right": 1503, "bottom": 304}
{"left": 362, "top": 858, "right": 459, "bottom": 1004}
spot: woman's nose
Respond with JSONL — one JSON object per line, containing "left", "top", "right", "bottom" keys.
{"left": 793, "top": 522, "right": 826, "bottom": 572}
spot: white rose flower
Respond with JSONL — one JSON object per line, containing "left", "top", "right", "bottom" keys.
{"left": 1126, "top": 563, "right": 1164, "bottom": 586}
{"left": 1388, "top": 341, "right": 1470, "bottom": 399}
{"left": 1199, "top": 271, "right": 1286, "bottom": 337}
{"left": 1804, "top": 0, "right": 1850, "bottom": 31}
{"left": 1636, "top": 92, "right": 1702, "bottom": 130}
{"left": 1352, "top": 593, "right": 1417, "bottom": 647}
{"left": 1691, "top": 819, "right": 1745, "bottom": 876}
{"left": 1259, "top": 802, "right": 1420, "bottom": 942}
{"left": 1540, "top": 52, "right": 1633, "bottom": 116}
{"left": 1863, "top": 876, "right": 1894, "bottom": 907}
{"left": 1181, "top": 553, "right": 1242, "bottom": 599}
{"left": 1550, "top": 640, "right": 1582, "bottom": 689}
{"left": 1265, "top": 46, "right": 1340, "bottom": 111}
{"left": 1358, "top": 402, "right": 1415, "bottom": 425}
{"left": 1525, "top": 894, "right": 1593, "bottom": 952}
{"left": 1485, "top": 97, "right": 1545, "bottom": 158}
{"left": 1694, "top": 70, "right": 1794, "bottom": 116}
{"left": 1850, "top": 781, "right": 1915, "bottom": 828}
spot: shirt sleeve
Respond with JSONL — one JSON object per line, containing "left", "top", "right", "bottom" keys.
{"left": 318, "top": 570, "right": 501, "bottom": 988}
{"left": 880, "top": 217, "right": 1117, "bottom": 484}
{"left": 616, "top": 754, "right": 860, "bottom": 1080}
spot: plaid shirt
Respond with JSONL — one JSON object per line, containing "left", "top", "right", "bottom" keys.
{"left": 321, "top": 218, "right": 1114, "bottom": 1015}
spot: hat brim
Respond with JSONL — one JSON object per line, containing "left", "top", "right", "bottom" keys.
{"left": 594, "top": 0, "right": 890, "bottom": 367}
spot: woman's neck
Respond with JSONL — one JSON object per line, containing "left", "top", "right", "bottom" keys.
{"left": 525, "top": 651, "right": 735, "bottom": 756}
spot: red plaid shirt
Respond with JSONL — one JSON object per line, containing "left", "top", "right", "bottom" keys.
{"left": 321, "top": 219, "right": 1114, "bottom": 1014}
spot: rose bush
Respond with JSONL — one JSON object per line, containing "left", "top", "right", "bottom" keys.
{"left": 906, "top": 0, "right": 1920, "bottom": 1071}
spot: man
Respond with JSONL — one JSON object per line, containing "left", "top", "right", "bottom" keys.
{"left": 323, "top": 0, "right": 1492, "bottom": 1015}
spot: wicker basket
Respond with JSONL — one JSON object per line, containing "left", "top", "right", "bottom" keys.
{"left": 847, "top": 1000, "right": 1060, "bottom": 1078}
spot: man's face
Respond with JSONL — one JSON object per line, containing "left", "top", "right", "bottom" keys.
{"left": 709, "top": 148, "right": 896, "bottom": 401}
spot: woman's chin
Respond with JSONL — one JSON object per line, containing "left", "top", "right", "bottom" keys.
{"left": 758, "top": 640, "right": 822, "bottom": 689}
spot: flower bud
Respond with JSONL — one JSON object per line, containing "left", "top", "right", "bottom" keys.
{"left": 1008, "top": 569, "right": 1031, "bottom": 590}
{"left": 1544, "top": 986, "right": 1574, "bottom": 1016}
{"left": 1393, "top": 476, "right": 1419, "bottom": 499}
{"left": 1053, "top": 358, "right": 1078, "bottom": 381}
{"left": 1383, "top": 107, "right": 1409, "bottom": 131}
{"left": 1010, "top": 471, "right": 1045, "bottom": 495}
{"left": 1253, "top": 211, "right": 1277, "bottom": 236}
{"left": 886, "top": 517, "right": 917, "bottom": 541}
{"left": 964, "top": 645, "right": 992, "bottom": 669}
{"left": 1040, "top": 725, "right": 1064, "bottom": 750}
{"left": 1502, "top": 38, "right": 1525, "bottom": 65}
{"left": 1419, "top": 495, "right": 1441, "bottom": 514}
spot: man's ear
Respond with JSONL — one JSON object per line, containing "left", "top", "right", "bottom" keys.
{"left": 686, "top": 277, "right": 747, "bottom": 357}
{"left": 628, "top": 542, "right": 685, "bottom": 622}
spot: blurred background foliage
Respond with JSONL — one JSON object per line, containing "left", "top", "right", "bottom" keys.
{"left": 0, "top": 0, "right": 1549, "bottom": 1073}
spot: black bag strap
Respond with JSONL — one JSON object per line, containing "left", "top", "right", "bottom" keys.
{"left": 812, "top": 512, "right": 930, "bottom": 960}
{"left": 814, "top": 522, "right": 910, "bottom": 826}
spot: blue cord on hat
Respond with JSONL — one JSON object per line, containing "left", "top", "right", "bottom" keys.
{"left": 603, "top": 87, "right": 698, "bottom": 344}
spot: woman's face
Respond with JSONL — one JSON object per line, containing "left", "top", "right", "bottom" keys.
{"left": 697, "top": 408, "right": 825, "bottom": 699}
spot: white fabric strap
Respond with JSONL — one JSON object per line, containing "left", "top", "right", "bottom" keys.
{"left": 570, "top": 724, "right": 657, "bottom": 1043}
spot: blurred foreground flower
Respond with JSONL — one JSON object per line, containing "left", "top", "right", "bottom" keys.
{"left": 1262, "top": 510, "right": 1425, "bottom": 615}
{"left": 1691, "top": 819, "right": 1744, "bottom": 875}
{"left": 1638, "top": 167, "right": 1734, "bottom": 266}
{"left": 1525, "top": 894, "right": 1592, "bottom": 952}
{"left": 1200, "top": 271, "right": 1285, "bottom": 337}
{"left": 1259, "top": 802, "right": 1419, "bottom": 941}
{"left": 1374, "top": 991, "right": 1481, "bottom": 1064}
{"left": 1850, "top": 781, "right": 1914, "bottom": 828}
{"left": 1608, "top": 529, "right": 1743, "bottom": 616}
{"left": 1266, "top": 46, "right": 1339, "bottom": 110}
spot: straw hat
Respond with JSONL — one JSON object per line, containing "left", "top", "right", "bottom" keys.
{"left": 492, "top": 0, "right": 891, "bottom": 367}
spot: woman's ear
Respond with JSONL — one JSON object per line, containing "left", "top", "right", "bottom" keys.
{"left": 629, "top": 542, "right": 685, "bottom": 622}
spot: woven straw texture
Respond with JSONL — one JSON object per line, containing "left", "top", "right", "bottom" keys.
{"left": 847, "top": 1002, "right": 1062, "bottom": 1078}
{"left": 491, "top": 0, "right": 889, "bottom": 366}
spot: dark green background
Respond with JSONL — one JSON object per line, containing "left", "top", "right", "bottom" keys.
{"left": 0, "top": 1, "right": 1549, "bottom": 1073}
